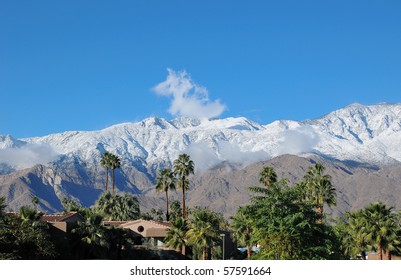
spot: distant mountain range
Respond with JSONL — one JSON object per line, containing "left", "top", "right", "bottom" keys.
{"left": 1, "top": 103, "right": 401, "bottom": 216}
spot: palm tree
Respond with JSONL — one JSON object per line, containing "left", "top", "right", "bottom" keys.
{"left": 109, "top": 153, "right": 121, "bottom": 194}
{"left": 363, "top": 202, "right": 399, "bottom": 260}
{"left": 18, "top": 206, "right": 42, "bottom": 225}
{"left": 304, "top": 163, "right": 336, "bottom": 223}
{"left": 164, "top": 217, "right": 188, "bottom": 256}
{"left": 71, "top": 212, "right": 110, "bottom": 259}
{"left": 100, "top": 151, "right": 112, "bottom": 192}
{"left": 339, "top": 210, "right": 370, "bottom": 259}
{"left": 259, "top": 166, "right": 277, "bottom": 188}
{"left": 94, "top": 192, "right": 140, "bottom": 221}
{"left": 173, "top": 153, "right": 194, "bottom": 219}
{"left": 231, "top": 207, "right": 254, "bottom": 259}
{"left": 168, "top": 200, "right": 182, "bottom": 223}
{"left": 155, "top": 168, "right": 176, "bottom": 221}
{"left": 186, "top": 208, "right": 221, "bottom": 260}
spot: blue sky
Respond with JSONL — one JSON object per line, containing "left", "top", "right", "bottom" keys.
{"left": 1, "top": 0, "right": 400, "bottom": 138}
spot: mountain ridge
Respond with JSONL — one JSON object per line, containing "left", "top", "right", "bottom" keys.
{"left": 1, "top": 103, "right": 401, "bottom": 215}
{"left": 2, "top": 103, "right": 401, "bottom": 172}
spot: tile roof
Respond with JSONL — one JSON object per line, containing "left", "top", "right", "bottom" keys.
{"left": 40, "top": 211, "right": 80, "bottom": 222}
{"left": 102, "top": 221, "right": 128, "bottom": 227}
{"left": 121, "top": 219, "right": 171, "bottom": 228}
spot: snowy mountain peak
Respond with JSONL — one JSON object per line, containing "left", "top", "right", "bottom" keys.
{"left": 0, "top": 135, "right": 26, "bottom": 149}
{"left": 313, "top": 103, "right": 401, "bottom": 143}
{"left": 1, "top": 103, "right": 401, "bottom": 174}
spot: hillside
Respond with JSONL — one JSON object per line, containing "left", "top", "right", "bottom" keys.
{"left": 1, "top": 103, "right": 401, "bottom": 215}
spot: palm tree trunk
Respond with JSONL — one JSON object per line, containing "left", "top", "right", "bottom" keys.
{"left": 378, "top": 243, "right": 383, "bottom": 260}
{"left": 105, "top": 167, "right": 109, "bottom": 192}
{"left": 317, "top": 205, "right": 323, "bottom": 224}
{"left": 386, "top": 250, "right": 391, "bottom": 260}
{"left": 112, "top": 168, "right": 115, "bottom": 194}
{"left": 181, "top": 245, "right": 186, "bottom": 257}
{"left": 202, "top": 247, "right": 207, "bottom": 260}
{"left": 247, "top": 246, "right": 251, "bottom": 259}
{"left": 165, "top": 190, "right": 170, "bottom": 221}
{"left": 182, "top": 188, "right": 186, "bottom": 219}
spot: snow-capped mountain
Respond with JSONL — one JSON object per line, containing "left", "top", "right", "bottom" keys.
{"left": 2, "top": 102, "right": 401, "bottom": 172}
{"left": 1, "top": 103, "right": 401, "bottom": 214}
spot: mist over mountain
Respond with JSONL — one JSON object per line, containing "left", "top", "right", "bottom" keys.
{"left": 1, "top": 103, "right": 401, "bottom": 216}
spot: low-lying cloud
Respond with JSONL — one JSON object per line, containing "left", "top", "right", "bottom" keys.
{"left": 185, "top": 141, "right": 269, "bottom": 172}
{"left": 153, "top": 69, "right": 226, "bottom": 119}
{"left": 0, "top": 143, "right": 59, "bottom": 170}
{"left": 277, "top": 126, "right": 320, "bottom": 155}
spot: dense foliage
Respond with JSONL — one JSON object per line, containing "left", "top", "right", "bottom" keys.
{"left": 1, "top": 157, "right": 401, "bottom": 260}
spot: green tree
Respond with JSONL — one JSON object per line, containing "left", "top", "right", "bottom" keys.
{"left": 155, "top": 168, "right": 176, "bottom": 221}
{"left": 0, "top": 203, "right": 56, "bottom": 260}
{"left": 363, "top": 202, "right": 400, "bottom": 260}
{"left": 186, "top": 207, "right": 221, "bottom": 260}
{"left": 336, "top": 210, "right": 370, "bottom": 259}
{"left": 231, "top": 206, "right": 254, "bottom": 259}
{"left": 247, "top": 178, "right": 337, "bottom": 260}
{"left": 110, "top": 153, "right": 121, "bottom": 194}
{"left": 18, "top": 206, "right": 42, "bottom": 225}
{"left": 168, "top": 200, "right": 182, "bottom": 223}
{"left": 303, "top": 163, "right": 336, "bottom": 223}
{"left": 94, "top": 192, "right": 140, "bottom": 221}
{"left": 100, "top": 151, "right": 113, "bottom": 192}
{"left": 61, "top": 197, "right": 87, "bottom": 215}
{"left": 259, "top": 166, "right": 277, "bottom": 188}
{"left": 70, "top": 212, "right": 110, "bottom": 259}
{"left": 173, "top": 153, "right": 194, "bottom": 219}
{"left": 141, "top": 208, "right": 164, "bottom": 221}
{"left": 164, "top": 217, "right": 188, "bottom": 256}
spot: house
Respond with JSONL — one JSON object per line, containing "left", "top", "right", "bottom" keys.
{"left": 40, "top": 211, "right": 84, "bottom": 234}
{"left": 103, "top": 219, "right": 171, "bottom": 248}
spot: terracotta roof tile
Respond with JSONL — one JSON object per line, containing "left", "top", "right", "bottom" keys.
{"left": 40, "top": 211, "right": 79, "bottom": 222}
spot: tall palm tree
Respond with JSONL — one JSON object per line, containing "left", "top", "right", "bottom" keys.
{"left": 100, "top": 151, "right": 112, "bottom": 192}
{"left": 155, "top": 168, "right": 176, "bottom": 221}
{"left": 304, "top": 163, "right": 336, "bottom": 223}
{"left": 109, "top": 154, "right": 121, "bottom": 194}
{"left": 173, "top": 153, "right": 194, "bottom": 219}
{"left": 259, "top": 166, "right": 277, "bottom": 188}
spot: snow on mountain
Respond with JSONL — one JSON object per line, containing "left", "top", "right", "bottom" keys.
{"left": 2, "top": 103, "right": 401, "bottom": 214}
{"left": 1, "top": 103, "right": 401, "bottom": 174}
{"left": 0, "top": 135, "right": 26, "bottom": 149}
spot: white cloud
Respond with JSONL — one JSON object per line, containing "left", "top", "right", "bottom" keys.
{"left": 0, "top": 143, "right": 59, "bottom": 170}
{"left": 153, "top": 69, "right": 226, "bottom": 119}
{"left": 185, "top": 141, "right": 269, "bottom": 172}
{"left": 277, "top": 126, "right": 320, "bottom": 155}
{"left": 219, "top": 141, "right": 268, "bottom": 166}
{"left": 185, "top": 142, "right": 221, "bottom": 172}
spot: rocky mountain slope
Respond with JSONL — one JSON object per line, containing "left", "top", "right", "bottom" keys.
{"left": 1, "top": 103, "right": 401, "bottom": 216}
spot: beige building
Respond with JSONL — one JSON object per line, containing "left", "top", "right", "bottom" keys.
{"left": 104, "top": 219, "right": 171, "bottom": 248}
